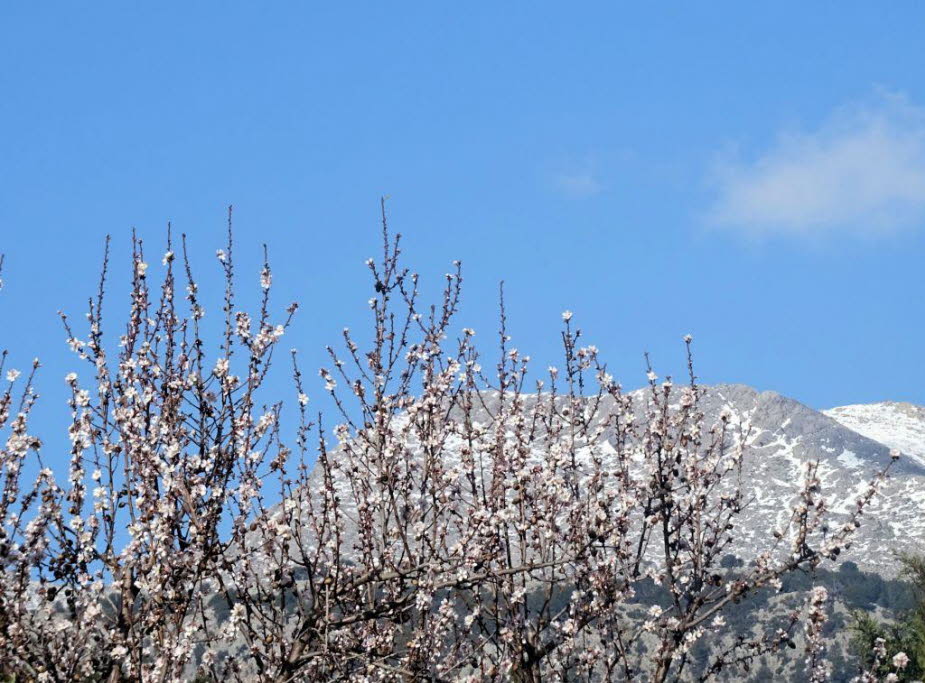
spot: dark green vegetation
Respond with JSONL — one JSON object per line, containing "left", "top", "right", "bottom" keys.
{"left": 850, "top": 554, "right": 925, "bottom": 681}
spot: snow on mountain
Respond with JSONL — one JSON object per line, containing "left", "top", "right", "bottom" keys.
{"left": 670, "top": 385, "right": 925, "bottom": 575}
{"left": 294, "top": 384, "right": 925, "bottom": 577}
{"left": 824, "top": 401, "right": 925, "bottom": 467}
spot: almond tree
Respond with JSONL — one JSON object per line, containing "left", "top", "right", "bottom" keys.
{"left": 208, "top": 207, "right": 896, "bottom": 682}
{"left": 0, "top": 218, "right": 297, "bottom": 681}
{"left": 0, "top": 256, "right": 65, "bottom": 681}
{"left": 0, "top": 208, "right": 900, "bottom": 682}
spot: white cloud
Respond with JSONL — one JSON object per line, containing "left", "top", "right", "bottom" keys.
{"left": 708, "top": 93, "right": 925, "bottom": 238}
{"left": 553, "top": 170, "right": 603, "bottom": 199}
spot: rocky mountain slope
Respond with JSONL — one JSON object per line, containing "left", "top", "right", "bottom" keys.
{"left": 294, "top": 384, "right": 925, "bottom": 577}
{"left": 686, "top": 385, "right": 925, "bottom": 575}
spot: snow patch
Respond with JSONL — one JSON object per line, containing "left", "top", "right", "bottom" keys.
{"left": 825, "top": 402, "right": 925, "bottom": 467}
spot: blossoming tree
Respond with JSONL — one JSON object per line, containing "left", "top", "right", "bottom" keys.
{"left": 0, "top": 207, "right": 905, "bottom": 681}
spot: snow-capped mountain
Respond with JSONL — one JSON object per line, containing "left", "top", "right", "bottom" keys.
{"left": 684, "top": 386, "right": 925, "bottom": 575}
{"left": 824, "top": 401, "right": 925, "bottom": 468}
{"left": 300, "top": 384, "right": 925, "bottom": 577}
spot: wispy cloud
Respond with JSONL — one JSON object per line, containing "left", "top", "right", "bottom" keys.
{"left": 552, "top": 170, "right": 603, "bottom": 199}
{"left": 708, "top": 93, "right": 925, "bottom": 238}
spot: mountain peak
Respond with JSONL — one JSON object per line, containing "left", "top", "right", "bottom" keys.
{"left": 824, "top": 401, "right": 925, "bottom": 466}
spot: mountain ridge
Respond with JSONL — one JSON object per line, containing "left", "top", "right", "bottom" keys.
{"left": 296, "top": 383, "right": 925, "bottom": 576}
{"left": 824, "top": 400, "right": 925, "bottom": 467}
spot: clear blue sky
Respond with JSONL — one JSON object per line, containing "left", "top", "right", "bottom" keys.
{"left": 3, "top": 3, "right": 925, "bottom": 457}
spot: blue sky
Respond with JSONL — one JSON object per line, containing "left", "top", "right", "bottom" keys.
{"left": 3, "top": 3, "right": 925, "bottom": 455}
